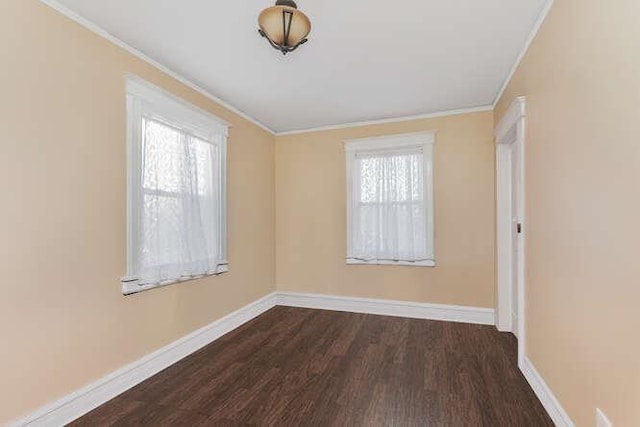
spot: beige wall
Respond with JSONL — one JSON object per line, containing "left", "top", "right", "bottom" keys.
{"left": 0, "top": 1, "right": 275, "bottom": 423}
{"left": 276, "top": 111, "right": 495, "bottom": 308}
{"left": 496, "top": 0, "right": 640, "bottom": 425}
{"left": 13, "top": 0, "right": 636, "bottom": 424}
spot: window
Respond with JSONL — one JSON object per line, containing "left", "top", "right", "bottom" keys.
{"left": 122, "top": 76, "right": 229, "bottom": 295}
{"left": 345, "top": 132, "right": 435, "bottom": 267}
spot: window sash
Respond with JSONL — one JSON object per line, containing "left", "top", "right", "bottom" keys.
{"left": 139, "top": 190, "right": 216, "bottom": 272}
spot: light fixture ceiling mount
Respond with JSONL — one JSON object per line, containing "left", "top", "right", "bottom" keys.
{"left": 258, "top": 0, "right": 311, "bottom": 55}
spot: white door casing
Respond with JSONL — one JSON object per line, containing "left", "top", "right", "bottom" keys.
{"left": 495, "top": 97, "right": 526, "bottom": 365}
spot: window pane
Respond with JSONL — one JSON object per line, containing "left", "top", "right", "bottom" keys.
{"left": 139, "top": 118, "right": 218, "bottom": 277}
{"left": 354, "top": 151, "right": 427, "bottom": 261}
{"left": 359, "top": 152, "right": 423, "bottom": 203}
{"left": 191, "top": 136, "right": 216, "bottom": 197}
{"left": 142, "top": 119, "right": 216, "bottom": 197}
{"left": 141, "top": 194, "right": 183, "bottom": 268}
{"left": 142, "top": 119, "right": 184, "bottom": 193}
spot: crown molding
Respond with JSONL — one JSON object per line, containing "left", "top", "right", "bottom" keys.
{"left": 38, "top": 0, "right": 276, "bottom": 135}
{"left": 38, "top": 0, "right": 552, "bottom": 136}
{"left": 492, "top": 0, "right": 554, "bottom": 108}
{"left": 275, "top": 105, "right": 494, "bottom": 136}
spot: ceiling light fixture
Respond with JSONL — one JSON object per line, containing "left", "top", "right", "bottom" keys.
{"left": 258, "top": 0, "right": 311, "bottom": 55}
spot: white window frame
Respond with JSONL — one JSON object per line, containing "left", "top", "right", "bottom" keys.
{"left": 344, "top": 131, "right": 436, "bottom": 267}
{"left": 122, "top": 75, "right": 229, "bottom": 295}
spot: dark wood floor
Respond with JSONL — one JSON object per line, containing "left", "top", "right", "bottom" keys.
{"left": 71, "top": 307, "right": 552, "bottom": 426}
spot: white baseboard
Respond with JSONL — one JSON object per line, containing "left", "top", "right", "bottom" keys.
{"left": 520, "top": 357, "right": 574, "bottom": 427}
{"left": 11, "top": 292, "right": 279, "bottom": 427}
{"left": 12, "top": 291, "right": 496, "bottom": 426}
{"left": 276, "top": 291, "right": 495, "bottom": 325}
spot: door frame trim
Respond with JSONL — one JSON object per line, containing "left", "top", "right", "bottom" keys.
{"left": 495, "top": 96, "right": 527, "bottom": 365}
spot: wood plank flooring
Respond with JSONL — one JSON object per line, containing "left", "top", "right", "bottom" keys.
{"left": 71, "top": 307, "right": 553, "bottom": 426}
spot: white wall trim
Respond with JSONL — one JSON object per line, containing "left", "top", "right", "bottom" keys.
{"left": 37, "top": 0, "right": 276, "bottom": 135}
{"left": 10, "top": 291, "right": 502, "bottom": 425}
{"left": 520, "top": 357, "right": 575, "bottom": 427}
{"left": 10, "top": 288, "right": 575, "bottom": 427}
{"left": 492, "top": 0, "right": 554, "bottom": 108}
{"left": 10, "top": 293, "right": 279, "bottom": 427}
{"left": 276, "top": 292, "right": 495, "bottom": 325}
{"left": 495, "top": 97, "right": 526, "bottom": 142}
{"left": 596, "top": 408, "right": 613, "bottom": 427}
{"left": 343, "top": 130, "right": 436, "bottom": 152}
{"left": 275, "top": 105, "right": 493, "bottom": 136}
{"left": 125, "top": 74, "right": 231, "bottom": 130}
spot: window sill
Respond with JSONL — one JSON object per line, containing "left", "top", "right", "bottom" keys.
{"left": 346, "top": 259, "right": 436, "bottom": 267}
{"left": 121, "top": 266, "right": 229, "bottom": 296}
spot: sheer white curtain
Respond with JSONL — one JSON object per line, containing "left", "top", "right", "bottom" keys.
{"left": 135, "top": 118, "right": 223, "bottom": 285}
{"left": 349, "top": 150, "right": 428, "bottom": 263}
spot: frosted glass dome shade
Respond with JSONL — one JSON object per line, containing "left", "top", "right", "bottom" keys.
{"left": 258, "top": 0, "right": 311, "bottom": 54}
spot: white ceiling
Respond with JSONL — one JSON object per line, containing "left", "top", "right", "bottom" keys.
{"left": 47, "top": 0, "right": 548, "bottom": 133}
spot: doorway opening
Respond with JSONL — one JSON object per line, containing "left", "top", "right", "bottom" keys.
{"left": 495, "top": 97, "right": 526, "bottom": 366}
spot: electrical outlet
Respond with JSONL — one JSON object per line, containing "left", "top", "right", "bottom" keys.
{"left": 596, "top": 408, "right": 612, "bottom": 427}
